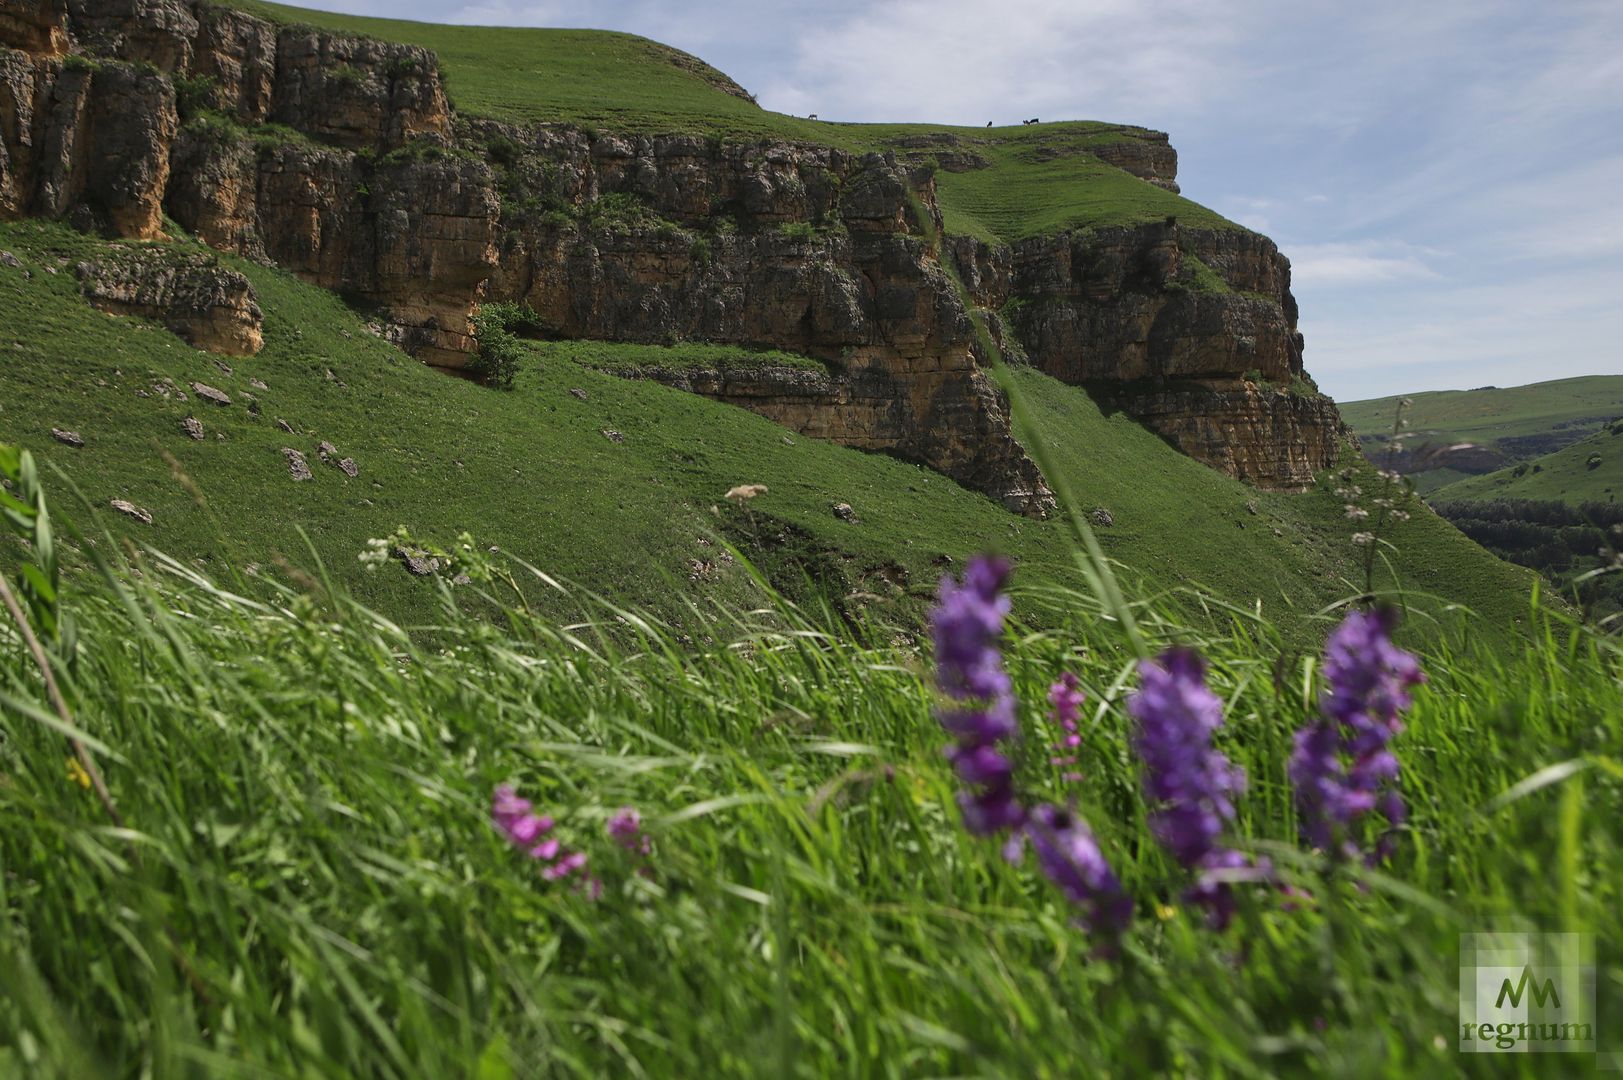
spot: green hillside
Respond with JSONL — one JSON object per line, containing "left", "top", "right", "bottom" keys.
{"left": 0, "top": 220, "right": 1538, "bottom": 642}
{"left": 223, "top": 1, "right": 1232, "bottom": 245}
{"left": 1342, "top": 375, "right": 1623, "bottom": 492}
{"left": 1435, "top": 422, "right": 1623, "bottom": 505}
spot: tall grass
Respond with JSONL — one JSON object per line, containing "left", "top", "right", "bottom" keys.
{"left": 1, "top": 451, "right": 1620, "bottom": 1075}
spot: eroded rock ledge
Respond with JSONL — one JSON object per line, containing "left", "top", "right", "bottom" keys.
{"left": 76, "top": 248, "right": 263, "bottom": 355}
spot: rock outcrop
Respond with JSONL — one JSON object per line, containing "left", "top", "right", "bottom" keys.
{"left": 75, "top": 249, "right": 263, "bottom": 355}
{"left": 948, "top": 220, "right": 1341, "bottom": 488}
{"left": 0, "top": 0, "right": 1342, "bottom": 507}
{"left": 1, "top": 0, "right": 488, "bottom": 359}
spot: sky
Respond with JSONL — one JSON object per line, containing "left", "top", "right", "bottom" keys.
{"left": 288, "top": 0, "right": 1621, "bottom": 402}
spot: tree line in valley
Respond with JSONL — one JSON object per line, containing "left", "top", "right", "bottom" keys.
{"left": 1429, "top": 498, "right": 1623, "bottom": 624}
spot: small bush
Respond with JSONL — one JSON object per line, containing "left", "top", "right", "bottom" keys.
{"left": 469, "top": 305, "right": 524, "bottom": 390}
{"left": 329, "top": 65, "right": 368, "bottom": 90}
{"left": 172, "top": 73, "right": 220, "bottom": 119}
{"left": 778, "top": 221, "right": 817, "bottom": 243}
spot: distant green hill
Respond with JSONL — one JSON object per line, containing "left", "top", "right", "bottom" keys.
{"left": 1435, "top": 423, "right": 1622, "bottom": 505}
{"left": 1341, "top": 376, "right": 1623, "bottom": 494}
{"left": 0, "top": 220, "right": 1537, "bottom": 643}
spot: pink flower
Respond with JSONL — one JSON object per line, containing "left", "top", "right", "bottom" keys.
{"left": 492, "top": 785, "right": 590, "bottom": 883}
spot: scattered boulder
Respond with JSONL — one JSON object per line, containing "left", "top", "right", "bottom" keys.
{"left": 725, "top": 483, "right": 768, "bottom": 502}
{"left": 395, "top": 547, "right": 440, "bottom": 576}
{"left": 569, "top": 388, "right": 588, "bottom": 401}
{"left": 832, "top": 502, "right": 858, "bottom": 522}
{"left": 1090, "top": 506, "right": 1115, "bottom": 528}
{"left": 337, "top": 458, "right": 359, "bottom": 478}
{"left": 281, "top": 447, "right": 312, "bottom": 481}
{"left": 250, "top": 378, "right": 269, "bottom": 391}
{"left": 191, "top": 382, "right": 231, "bottom": 406}
{"left": 181, "top": 417, "right": 204, "bottom": 440}
{"left": 275, "top": 418, "right": 295, "bottom": 433}
{"left": 601, "top": 428, "right": 625, "bottom": 443}
{"left": 317, "top": 440, "right": 337, "bottom": 461}
{"left": 110, "top": 499, "right": 153, "bottom": 525}
{"left": 50, "top": 428, "right": 84, "bottom": 448}
{"left": 0, "top": 251, "right": 20, "bottom": 269}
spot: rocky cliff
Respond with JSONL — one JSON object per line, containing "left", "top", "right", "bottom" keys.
{"left": 0, "top": 0, "right": 1342, "bottom": 509}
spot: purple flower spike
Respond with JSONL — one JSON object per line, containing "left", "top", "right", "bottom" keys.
{"left": 1024, "top": 803, "right": 1133, "bottom": 936}
{"left": 930, "top": 556, "right": 1024, "bottom": 836}
{"left": 1290, "top": 608, "right": 1425, "bottom": 862}
{"left": 1128, "top": 649, "right": 1246, "bottom": 869}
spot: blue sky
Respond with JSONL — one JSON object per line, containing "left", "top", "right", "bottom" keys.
{"left": 291, "top": 0, "right": 1621, "bottom": 402}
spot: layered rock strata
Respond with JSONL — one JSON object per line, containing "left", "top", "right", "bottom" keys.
{"left": 947, "top": 221, "right": 1341, "bottom": 488}
{"left": 0, "top": 0, "right": 1341, "bottom": 506}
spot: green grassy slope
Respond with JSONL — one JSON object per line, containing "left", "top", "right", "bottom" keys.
{"left": 1342, "top": 376, "right": 1623, "bottom": 491}
{"left": 1435, "top": 423, "right": 1623, "bottom": 505}
{"left": 224, "top": 1, "right": 1233, "bottom": 245}
{"left": 0, "top": 220, "right": 1538, "bottom": 642}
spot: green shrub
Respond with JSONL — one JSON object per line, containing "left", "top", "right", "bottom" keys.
{"left": 470, "top": 306, "right": 523, "bottom": 389}
{"left": 778, "top": 221, "right": 817, "bottom": 243}
{"left": 172, "top": 73, "right": 220, "bottom": 119}
{"left": 328, "top": 64, "right": 368, "bottom": 90}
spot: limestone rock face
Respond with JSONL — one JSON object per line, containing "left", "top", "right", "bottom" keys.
{"left": 949, "top": 220, "right": 1339, "bottom": 488}
{"left": 0, "top": 0, "right": 1342, "bottom": 506}
{"left": 0, "top": 0, "right": 69, "bottom": 56}
{"left": 1108, "top": 383, "right": 1344, "bottom": 491}
{"left": 165, "top": 132, "right": 498, "bottom": 364}
{"left": 0, "top": 52, "right": 176, "bottom": 238}
{"left": 270, "top": 29, "right": 449, "bottom": 152}
{"left": 481, "top": 127, "right": 1052, "bottom": 512}
{"left": 75, "top": 249, "right": 263, "bottom": 355}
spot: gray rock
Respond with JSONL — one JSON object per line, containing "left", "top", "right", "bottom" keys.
{"left": 832, "top": 502, "right": 858, "bottom": 522}
{"left": 275, "top": 418, "right": 295, "bottom": 433}
{"left": 317, "top": 440, "right": 337, "bottom": 461}
{"left": 110, "top": 499, "right": 153, "bottom": 525}
{"left": 50, "top": 428, "right": 84, "bottom": 448}
{"left": 601, "top": 428, "right": 625, "bottom": 443}
{"left": 182, "top": 417, "right": 204, "bottom": 440}
{"left": 337, "top": 457, "right": 358, "bottom": 478}
{"left": 281, "top": 447, "right": 312, "bottom": 481}
{"left": 0, "top": 251, "right": 20, "bottom": 269}
{"left": 191, "top": 382, "right": 231, "bottom": 406}
{"left": 394, "top": 547, "right": 440, "bottom": 576}
{"left": 569, "top": 387, "right": 588, "bottom": 400}
{"left": 1090, "top": 506, "right": 1115, "bottom": 528}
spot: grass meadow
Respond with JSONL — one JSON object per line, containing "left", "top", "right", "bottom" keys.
{"left": 1, "top": 428, "right": 1620, "bottom": 1075}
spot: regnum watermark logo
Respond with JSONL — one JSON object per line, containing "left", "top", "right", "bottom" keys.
{"left": 1460, "top": 930, "right": 1595, "bottom": 1054}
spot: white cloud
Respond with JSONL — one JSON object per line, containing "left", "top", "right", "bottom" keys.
{"left": 1288, "top": 242, "right": 1440, "bottom": 286}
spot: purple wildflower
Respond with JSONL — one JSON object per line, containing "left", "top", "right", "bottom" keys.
{"left": 1047, "top": 673, "right": 1085, "bottom": 779}
{"left": 1126, "top": 648, "right": 1251, "bottom": 926}
{"left": 1128, "top": 649, "right": 1246, "bottom": 866}
{"left": 492, "top": 785, "right": 590, "bottom": 883}
{"left": 931, "top": 556, "right": 1024, "bottom": 835}
{"left": 1289, "top": 608, "right": 1425, "bottom": 861}
{"left": 607, "top": 806, "right": 652, "bottom": 856}
{"left": 1024, "top": 803, "right": 1133, "bottom": 936}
